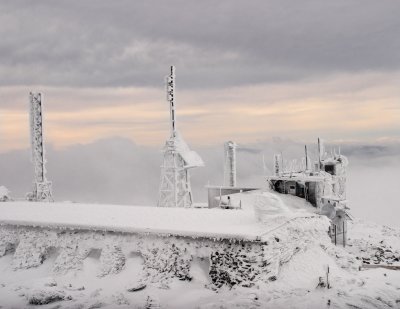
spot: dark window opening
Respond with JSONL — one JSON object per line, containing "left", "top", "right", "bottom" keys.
{"left": 324, "top": 164, "right": 335, "bottom": 175}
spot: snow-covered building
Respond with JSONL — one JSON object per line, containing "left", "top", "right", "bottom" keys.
{"left": 267, "top": 139, "right": 350, "bottom": 246}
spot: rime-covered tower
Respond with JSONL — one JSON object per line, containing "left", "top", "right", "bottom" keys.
{"left": 223, "top": 141, "right": 237, "bottom": 187}
{"left": 28, "top": 92, "right": 53, "bottom": 202}
{"left": 158, "top": 66, "right": 203, "bottom": 208}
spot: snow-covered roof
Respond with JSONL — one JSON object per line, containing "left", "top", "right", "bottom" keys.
{"left": 206, "top": 185, "right": 259, "bottom": 190}
{"left": 0, "top": 198, "right": 327, "bottom": 242}
{"left": 267, "top": 175, "right": 327, "bottom": 182}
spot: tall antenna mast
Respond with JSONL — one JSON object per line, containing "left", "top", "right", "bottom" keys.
{"left": 28, "top": 92, "right": 53, "bottom": 202}
{"left": 158, "top": 66, "right": 204, "bottom": 208}
{"left": 167, "top": 65, "right": 177, "bottom": 138}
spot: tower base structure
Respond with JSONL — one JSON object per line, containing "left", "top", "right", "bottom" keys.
{"left": 27, "top": 181, "right": 53, "bottom": 202}
{"left": 158, "top": 138, "right": 193, "bottom": 208}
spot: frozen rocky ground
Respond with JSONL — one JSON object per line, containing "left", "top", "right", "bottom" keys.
{"left": 0, "top": 194, "right": 400, "bottom": 308}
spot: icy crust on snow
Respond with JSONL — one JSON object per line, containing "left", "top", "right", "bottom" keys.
{"left": 0, "top": 200, "right": 320, "bottom": 241}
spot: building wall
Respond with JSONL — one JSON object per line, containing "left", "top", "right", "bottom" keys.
{"left": 0, "top": 218, "right": 331, "bottom": 289}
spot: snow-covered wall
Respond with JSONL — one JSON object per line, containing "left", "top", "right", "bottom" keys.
{"left": 0, "top": 216, "right": 330, "bottom": 290}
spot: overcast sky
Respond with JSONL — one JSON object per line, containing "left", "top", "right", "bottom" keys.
{"left": 1, "top": 0, "right": 400, "bottom": 152}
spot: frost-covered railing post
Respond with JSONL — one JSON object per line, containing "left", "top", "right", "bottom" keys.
{"left": 28, "top": 92, "right": 53, "bottom": 202}
{"left": 158, "top": 66, "right": 204, "bottom": 208}
{"left": 223, "top": 141, "right": 237, "bottom": 187}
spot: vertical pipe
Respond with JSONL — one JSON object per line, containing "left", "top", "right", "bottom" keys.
{"left": 334, "top": 225, "right": 337, "bottom": 245}
{"left": 305, "top": 145, "right": 309, "bottom": 171}
{"left": 318, "top": 137, "right": 322, "bottom": 170}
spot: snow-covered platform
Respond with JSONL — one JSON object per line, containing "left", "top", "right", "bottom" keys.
{"left": 0, "top": 197, "right": 320, "bottom": 242}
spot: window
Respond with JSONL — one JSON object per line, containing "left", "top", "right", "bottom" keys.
{"left": 324, "top": 164, "right": 335, "bottom": 175}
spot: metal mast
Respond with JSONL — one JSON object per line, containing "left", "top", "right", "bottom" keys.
{"left": 157, "top": 66, "right": 203, "bottom": 208}
{"left": 168, "top": 66, "right": 177, "bottom": 138}
{"left": 273, "top": 153, "right": 282, "bottom": 176}
{"left": 28, "top": 92, "right": 53, "bottom": 202}
{"left": 223, "top": 141, "right": 237, "bottom": 187}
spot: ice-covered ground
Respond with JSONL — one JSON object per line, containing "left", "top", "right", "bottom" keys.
{"left": 0, "top": 192, "right": 400, "bottom": 308}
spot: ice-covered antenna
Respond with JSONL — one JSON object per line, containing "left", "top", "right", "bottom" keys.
{"left": 318, "top": 137, "right": 321, "bottom": 167}
{"left": 158, "top": 66, "right": 204, "bottom": 208}
{"left": 28, "top": 92, "right": 53, "bottom": 202}
{"left": 305, "top": 145, "right": 309, "bottom": 171}
{"left": 166, "top": 65, "right": 177, "bottom": 138}
{"left": 273, "top": 153, "right": 281, "bottom": 176}
{"left": 224, "top": 141, "right": 237, "bottom": 187}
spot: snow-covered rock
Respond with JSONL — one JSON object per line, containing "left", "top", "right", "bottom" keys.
{"left": 26, "top": 289, "right": 71, "bottom": 305}
{"left": 0, "top": 186, "right": 10, "bottom": 202}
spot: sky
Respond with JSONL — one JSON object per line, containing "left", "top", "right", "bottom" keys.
{"left": 0, "top": 1, "right": 399, "bottom": 226}
{"left": 1, "top": 0, "right": 400, "bottom": 151}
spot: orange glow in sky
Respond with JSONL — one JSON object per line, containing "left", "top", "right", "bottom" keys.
{"left": 1, "top": 72, "right": 399, "bottom": 153}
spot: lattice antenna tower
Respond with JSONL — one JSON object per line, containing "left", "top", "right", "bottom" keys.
{"left": 28, "top": 92, "right": 53, "bottom": 202}
{"left": 157, "top": 66, "right": 204, "bottom": 208}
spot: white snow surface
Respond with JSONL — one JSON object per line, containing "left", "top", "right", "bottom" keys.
{"left": 1, "top": 193, "right": 400, "bottom": 308}
{"left": 0, "top": 217, "right": 399, "bottom": 308}
{"left": 174, "top": 131, "right": 204, "bottom": 168}
{"left": 0, "top": 191, "right": 319, "bottom": 241}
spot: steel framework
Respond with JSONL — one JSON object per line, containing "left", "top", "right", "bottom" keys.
{"left": 157, "top": 66, "right": 203, "bottom": 208}
{"left": 28, "top": 92, "right": 53, "bottom": 202}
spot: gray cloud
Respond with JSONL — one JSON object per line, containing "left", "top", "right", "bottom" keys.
{"left": 1, "top": 136, "right": 399, "bottom": 204}
{"left": 1, "top": 0, "right": 400, "bottom": 88}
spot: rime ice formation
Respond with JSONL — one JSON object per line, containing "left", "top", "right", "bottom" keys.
{"left": 0, "top": 186, "right": 10, "bottom": 202}
{"left": 223, "top": 141, "right": 237, "bottom": 187}
{"left": 0, "top": 199, "right": 331, "bottom": 290}
{"left": 0, "top": 199, "right": 400, "bottom": 308}
{"left": 28, "top": 92, "right": 53, "bottom": 202}
{"left": 158, "top": 66, "right": 204, "bottom": 208}
{"left": 268, "top": 138, "right": 350, "bottom": 246}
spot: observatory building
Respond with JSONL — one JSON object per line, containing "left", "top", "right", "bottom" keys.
{"left": 267, "top": 139, "right": 349, "bottom": 246}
